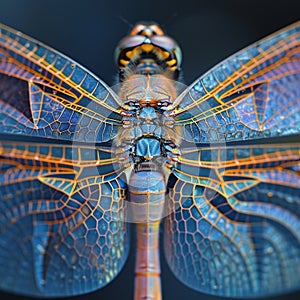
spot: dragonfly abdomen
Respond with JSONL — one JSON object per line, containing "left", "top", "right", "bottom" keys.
{"left": 128, "top": 163, "right": 165, "bottom": 300}
{"left": 134, "top": 221, "right": 162, "bottom": 300}
{"left": 128, "top": 162, "right": 166, "bottom": 223}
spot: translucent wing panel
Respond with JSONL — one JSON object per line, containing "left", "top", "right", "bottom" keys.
{"left": 174, "top": 22, "right": 300, "bottom": 143}
{"left": 0, "top": 23, "right": 122, "bottom": 143}
{"left": 0, "top": 138, "right": 129, "bottom": 297}
{"left": 164, "top": 143, "right": 300, "bottom": 297}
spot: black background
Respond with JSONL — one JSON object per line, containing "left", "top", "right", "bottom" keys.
{"left": 0, "top": 0, "right": 300, "bottom": 300}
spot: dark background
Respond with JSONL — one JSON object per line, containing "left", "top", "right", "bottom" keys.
{"left": 0, "top": 0, "right": 300, "bottom": 300}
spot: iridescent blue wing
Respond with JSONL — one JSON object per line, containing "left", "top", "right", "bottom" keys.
{"left": 165, "top": 22, "right": 300, "bottom": 297}
{"left": 165, "top": 142, "right": 300, "bottom": 297}
{"left": 0, "top": 24, "right": 129, "bottom": 297}
{"left": 173, "top": 22, "right": 300, "bottom": 143}
{"left": 0, "top": 23, "right": 122, "bottom": 142}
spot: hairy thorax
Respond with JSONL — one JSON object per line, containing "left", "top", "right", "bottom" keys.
{"left": 115, "top": 73, "right": 181, "bottom": 170}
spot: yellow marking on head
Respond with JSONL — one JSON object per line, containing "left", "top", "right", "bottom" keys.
{"left": 162, "top": 51, "right": 170, "bottom": 59}
{"left": 126, "top": 50, "right": 133, "bottom": 59}
{"left": 141, "top": 44, "right": 154, "bottom": 52}
{"left": 120, "top": 59, "right": 129, "bottom": 66}
{"left": 167, "top": 59, "right": 177, "bottom": 67}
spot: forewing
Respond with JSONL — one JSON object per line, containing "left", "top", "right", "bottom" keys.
{"left": 173, "top": 22, "right": 300, "bottom": 143}
{"left": 164, "top": 142, "right": 300, "bottom": 297}
{"left": 0, "top": 23, "right": 122, "bottom": 143}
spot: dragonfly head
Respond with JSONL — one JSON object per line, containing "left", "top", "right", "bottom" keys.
{"left": 115, "top": 22, "right": 182, "bottom": 81}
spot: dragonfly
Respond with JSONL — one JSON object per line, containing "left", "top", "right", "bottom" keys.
{"left": 0, "top": 20, "right": 299, "bottom": 300}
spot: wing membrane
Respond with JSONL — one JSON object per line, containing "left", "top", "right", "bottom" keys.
{"left": 165, "top": 141, "right": 300, "bottom": 297}
{"left": 173, "top": 22, "right": 300, "bottom": 143}
{"left": 0, "top": 134, "right": 129, "bottom": 297}
{"left": 0, "top": 23, "right": 122, "bottom": 143}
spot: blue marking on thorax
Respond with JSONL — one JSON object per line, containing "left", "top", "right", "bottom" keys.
{"left": 136, "top": 138, "right": 161, "bottom": 157}
{"left": 139, "top": 107, "right": 157, "bottom": 119}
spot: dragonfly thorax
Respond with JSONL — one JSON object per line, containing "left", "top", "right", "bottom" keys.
{"left": 116, "top": 74, "right": 180, "bottom": 169}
